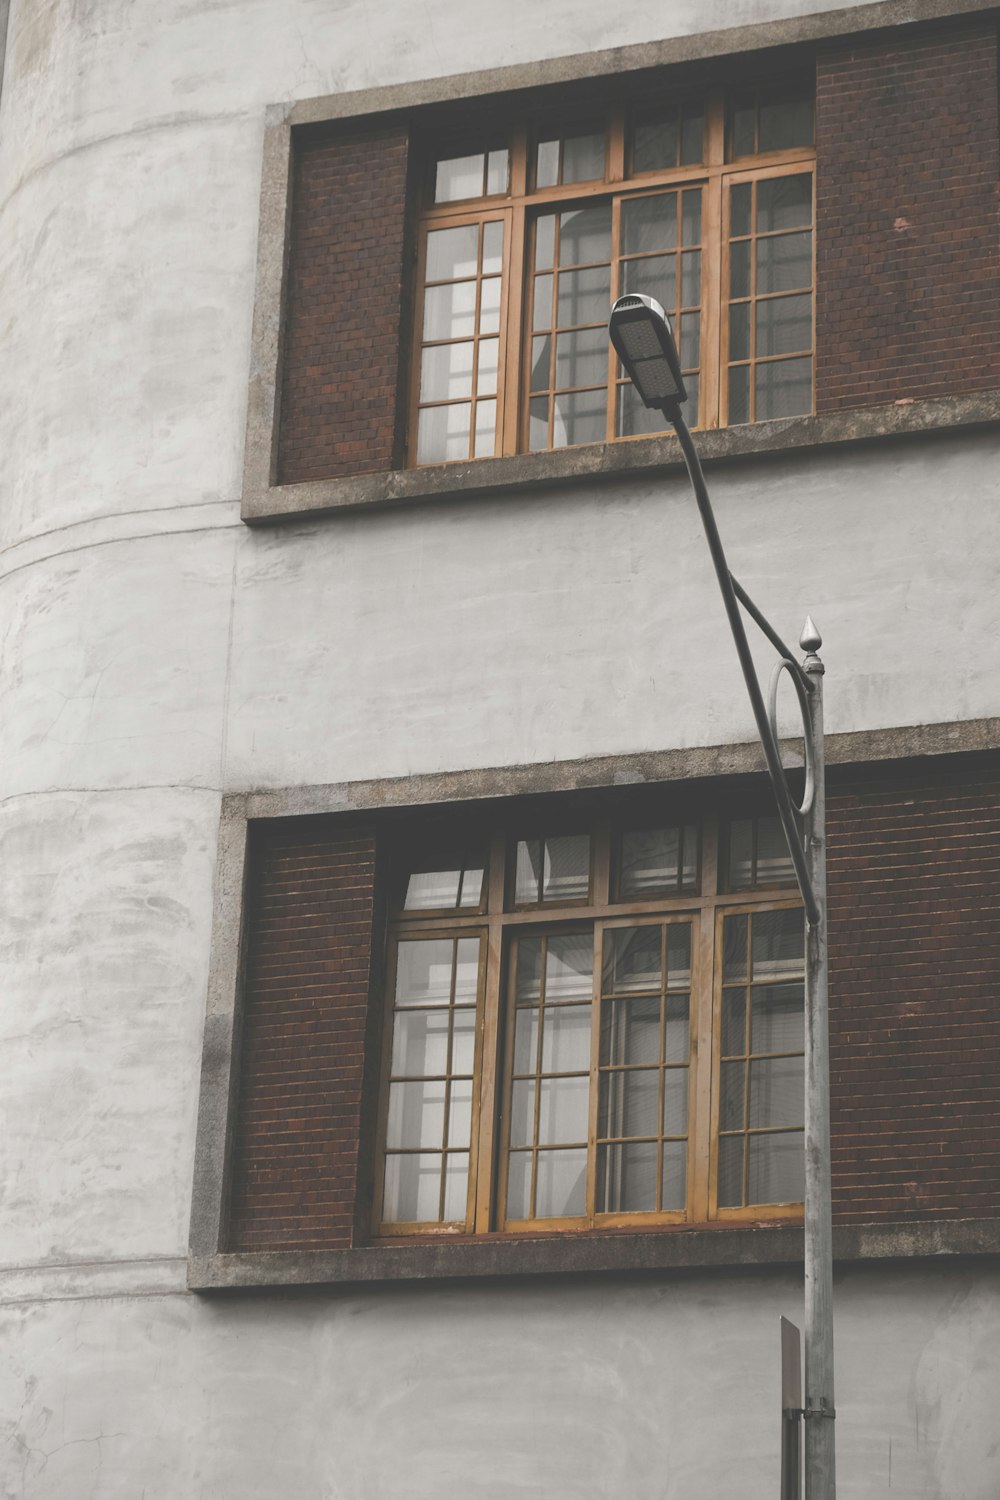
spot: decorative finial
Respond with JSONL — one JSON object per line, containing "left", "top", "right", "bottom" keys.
{"left": 800, "top": 616, "right": 822, "bottom": 654}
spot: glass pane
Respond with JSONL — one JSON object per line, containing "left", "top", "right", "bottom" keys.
{"left": 541, "top": 1005, "right": 592, "bottom": 1072}
{"left": 426, "top": 224, "right": 480, "bottom": 283}
{"left": 622, "top": 254, "right": 676, "bottom": 310}
{"left": 730, "top": 182, "right": 752, "bottom": 238}
{"left": 416, "top": 402, "right": 471, "bottom": 464}
{"left": 756, "top": 356, "right": 812, "bottom": 420}
{"left": 434, "top": 155, "right": 484, "bottom": 204}
{"left": 531, "top": 335, "right": 552, "bottom": 393}
{"left": 476, "top": 338, "right": 499, "bottom": 398}
{"left": 538, "top": 1075, "right": 590, "bottom": 1144}
{"left": 506, "top": 1151, "right": 533, "bottom": 1218}
{"left": 729, "top": 240, "right": 751, "bottom": 300}
{"left": 604, "top": 925, "right": 661, "bottom": 994}
{"left": 665, "top": 926, "right": 691, "bottom": 987}
{"left": 721, "top": 989, "right": 746, "bottom": 1057}
{"left": 602, "top": 996, "right": 661, "bottom": 1067}
{"left": 633, "top": 112, "right": 678, "bottom": 173}
{"left": 681, "top": 825, "right": 698, "bottom": 887}
{"left": 729, "top": 302, "right": 750, "bottom": 362}
{"left": 717, "top": 1135, "right": 744, "bottom": 1208}
{"left": 757, "top": 817, "right": 795, "bottom": 884}
{"left": 757, "top": 294, "right": 811, "bottom": 358}
{"left": 553, "top": 388, "right": 606, "bottom": 447}
{"left": 730, "top": 95, "right": 756, "bottom": 159}
{"left": 620, "top": 827, "right": 680, "bottom": 895}
{"left": 395, "top": 938, "right": 454, "bottom": 1006}
{"left": 748, "top": 1131, "right": 804, "bottom": 1204}
{"left": 510, "top": 1079, "right": 537, "bottom": 1149}
{"left": 680, "top": 311, "right": 700, "bottom": 370}
{"left": 452, "top": 1008, "right": 477, "bottom": 1074}
{"left": 474, "top": 399, "right": 497, "bottom": 458}
{"left": 535, "top": 1148, "right": 587, "bottom": 1217}
{"left": 419, "top": 341, "right": 475, "bottom": 405}
{"left": 622, "top": 194, "right": 677, "bottom": 256}
{"left": 759, "top": 96, "right": 814, "bottom": 154}
{"left": 448, "top": 1079, "right": 473, "bottom": 1148}
{"left": 535, "top": 214, "right": 556, "bottom": 271}
{"left": 663, "top": 1068, "right": 689, "bottom": 1137}
{"left": 756, "top": 174, "right": 812, "bottom": 233}
{"left": 513, "top": 1008, "right": 539, "bottom": 1076}
{"left": 599, "top": 1068, "right": 659, "bottom": 1138}
{"left": 682, "top": 189, "right": 702, "bottom": 245}
{"left": 442, "top": 1152, "right": 470, "bottom": 1220}
{"left": 749, "top": 1056, "right": 803, "bottom": 1129}
{"left": 387, "top": 1079, "right": 446, "bottom": 1150}
{"left": 562, "top": 131, "right": 606, "bottom": 183}
{"left": 383, "top": 1152, "right": 441, "bottom": 1222}
{"left": 599, "top": 1140, "right": 657, "bottom": 1212}
{"left": 757, "top": 230, "right": 812, "bottom": 294}
{"left": 728, "top": 819, "right": 754, "bottom": 886}
{"left": 423, "top": 280, "right": 477, "bottom": 342}
{"left": 458, "top": 865, "right": 483, "bottom": 907}
{"left": 662, "top": 1139, "right": 687, "bottom": 1210}
{"left": 680, "top": 107, "right": 704, "bottom": 165}
{"left": 535, "top": 138, "right": 560, "bottom": 188}
{"left": 532, "top": 274, "right": 554, "bottom": 330}
{"left": 515, "top": 840, "right": 542, "bottom": 904}
{"left": 515, "top": 936, "right": 543, "bottom": 1003}
{"left": 455, "top": 938, "right": 480, "bottom": 1001}
{"left": 391, "top": 1010, "right": 451, "bottom": 1077}
{"left": 404, "top": 864, "right": 462, "bottom": 909}
{"left": 557, "top": 265, "right": 612, "bottom": 328}
{"left": 664, "top": 996, "right": 690, "bottom": 1064}
{"left": 719, "top": 1059, "right": 746, "bottom": 1131}
{"left": 479, "top": 276, "right": 501, "bottom": 335}
{"left": 728, "top": 365, "right": 750, "bottom": 425}
{"left": 555, "top": 327, "right": 608, "bottom": 390}
{"left": 529, "top": 395, "right": 549, "bottom": 451}
{"left": 486, "top": 150, "right": 510, "bottom": 196}
{"left": 543, "top": 837, "right": 591, "bottom": 902}
{"left": 546, "top": 932, "right": 593, "bottom": 999}
{"left": 723, "top": 914, "right": 748, "bottom": 982}
{"left": 617, "top": 380, "right": 665, "bottom": 437}
{"left": 751, "top": 984, "right": 805, "bottom": 1055}
{"left": 681, "top": 250, "right": 700, "bottom": 307}
{"left": 559, "top": 203, "right": 612, "bottom": 265}
{"left": 751, "top": 909, "right": 804, "bottom": 980}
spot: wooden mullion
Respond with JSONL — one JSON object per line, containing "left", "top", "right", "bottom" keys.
{"left": 500, "top": 203, "right": 524, "bottom": 457}
{"left": 473, "top": 829, "right": 507, "bottom": 1233}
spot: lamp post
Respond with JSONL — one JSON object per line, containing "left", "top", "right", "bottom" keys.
{"left": 608, "top": 293, "right": 835, "bottom": 1500}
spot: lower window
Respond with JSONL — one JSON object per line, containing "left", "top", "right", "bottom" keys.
{"left": 375, "top": 810, "right": 804, "bottom": 1235}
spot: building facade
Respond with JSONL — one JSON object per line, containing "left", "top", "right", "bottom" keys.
{"left": 2, "top": 1, "right": 1000, "bottom": 1496}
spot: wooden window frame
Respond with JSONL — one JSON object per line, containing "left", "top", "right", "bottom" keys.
{"left": 408, "top": 86, "right": 815, "bottom": 466}
{"left": 372, "top": 814, "right": 804, "bottom": 1240}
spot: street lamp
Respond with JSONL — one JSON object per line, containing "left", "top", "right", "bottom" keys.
{"left": 609, "top": 293, "right": 836, "bottom": 1500}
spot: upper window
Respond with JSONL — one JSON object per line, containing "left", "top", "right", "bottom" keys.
{"left": 374, "top": 810, "right": 804, "bottom": 1236}
{"left": 410, "top": 81, "right": 814, "bottom": 465}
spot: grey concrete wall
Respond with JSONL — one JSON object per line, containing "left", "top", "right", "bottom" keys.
{"left": 1, "top": 1, "right": 998, "bottom": 1495}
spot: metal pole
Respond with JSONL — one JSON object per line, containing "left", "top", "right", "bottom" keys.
{"left": 802, "top": 634, "right": 835, "bottom": 1500}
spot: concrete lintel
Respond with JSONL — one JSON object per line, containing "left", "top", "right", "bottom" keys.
{"left": 243, "top": 390, "right": 1000, "bottom": 524}
{"left": 285, "top": 1, "right": 999, "bottom": 128}
{"left": 235, "top": 720, "right": 1000, "bottom": 822}
{"left": 188, "top": 1217, "right": 1000, "bottom": 1291}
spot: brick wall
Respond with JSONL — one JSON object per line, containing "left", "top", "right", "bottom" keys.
{"left": 276, "top": 125, "right": 411, "bottom": 485}
{"left": 227, "top": 821, "right": 377, "bottom": 1251}
{"left": 828, "top": 763, "right": 1000, "bottom": 1224}
{"left": 815, "top": 25, "right": 1000, "bottom": 412}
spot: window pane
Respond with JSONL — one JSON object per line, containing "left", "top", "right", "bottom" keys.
{"left": 541, "top": 1005, "right": 592, "bottom": 1072}
{"left": 562, "top": 131, "right": 606, "bottom": 183}
{"left": 442, "top": 1153, "right": 471, "bottom": 1219}
{"left": 664, "top": 996, "right": 690, "bottom": 1064}
{"left": 404, "top": 864, "right": 462, "bottom": 910}
{"left": 383, "top": 1153, "right": 442, "bottom": 1222}
{"left": 757, "top": 230, "right": 811, "bottom": 294}
{"left": 535, "top": 213, "right": 556, "bottom": 270}
{"left": 423, "top": 281, "right": 477, "bottom": 341}
{"left": 599, "top": 1140, "right": 658, "bottom": 1212}
{"left": 748, "top": 1131, "right": 804, "bottom": 1204}
{"left": 479, "top": 276, "right": 501, "bottom": 335}
{"left": 391, "top": 1010, "right": 451, "bottom": 1077}
{"left": 633, "top": 111, "right": 679, "bottom": 173}
{"left": 617, "top": 380, "right": 665, "bottom": 437}
{"left": 416, "top": 403, "right": 470, "bottom": 464}
{"left": 756, "top": 174, "right": 812, "bottom": 233}
{"left": 426, "top": 223, "right": 480, "bottom": 281}
{"left": 419, "top": 342, "right": 474, "bottom": 404}
{"left": 474, "top": 399, "right": 497, "bottom": 458}
{"left": 729, "top": 240, "right": 751, "bottom": 299}
{"left": 721, "top": 990, "right": 746, "bottom": 1057}
{"left": 529, "top": 395, "right": 549, "bottom": 450}
{"left": 557, "top": 265, "right": 612, "bottom": 327}
{"left": 476, "top": 338, "right": 499, "bottom": 397}
{"left": 555, "top": 327, "right": 608, "bottom": 390}
{"left": 662, "top": 1139, "right": 687, "bottom": 1210}
{"left": 552, "top": 388, "right": 606, "bottom": 447}
{"left": 717, "top": 1135, "right": 744, "bottom": 1207}
{"left": 538, "top": 1076, "right": 590, "bottom": 1144}
{"left": 682, "top": 189, "right": 702, "bottom": 244}
{"left": 680, "top": 107, "right": 705, "bottom": 165}
{"left": 620, "top": 827, "right": 681, "bottom": 895}
{"left": 387, "top": 1079, "right": 446, "bottom": 1150}
{"left": 756, "top": 294, "right": 811, "bottom": 358}
{"left": 532, "top": 274, "right": 554, "bottom": 330}
{"left": 458, "top": 863, "right": 483, "bottom": 905}
{"left": 622, "top": 253, "right": 677, "bottom": 310}
{"left": 720, "top": 1059, "right": 746, "bottom": 1131}
{"left": 665, "top": 925, "right": 691, "bottom": 986}
{"left": 751, "top": 909, "right": 803, "bottom": 980}
{"left": 622, "top": 194, "right": 677, "bottom": 256}
{"left": 434, "top": 154, "right": 484, "bottom": 203}
{"left": 602, "top": 996, "right": 661, "bottom": 1067}
{"left": 515, "top": 935, "right": 543, "bottom": 1001}
{"left": 506, "top": 1151, "right": 533, "bottom": 1218}
{"left": 728, "top": 365, "right": 750, "bottom": 425}
{"left": 723, "top": 913, "right": 748, "bottom": 981}
{"left": 749, "top": 1056, "right": 803, "bottom": 1129}
{"left": 759, "top": 96, "right": 814, "bottom": 153}
{"left": 448, "top": 1079, "right": 473, "bottom": 1148}
{"left": 454, "top": 938, "right": 480, "bottom": 1001}
{"left": 546, "top": 932, "right": 593, "bottom": 998}
{"left": 513, "top": 1008, "right": 540, "bottom": 1076}
{"left": 599, "top": 1068, "right": 660, "bottom": 1138}
{"left": 535, "top": 1148, "right": 587, "bottom": 1217}
{"left": 543, "top": 838, "right": 591, "bottom": 902}
{"left": 604, "top": 925, "right": 661, "bottom": 994}
{"left": 751, "top": 983, "right": 805, "bottom": 1055}
{"left": 679, "top": 311, "right": 700, "bottom": 370}
{"left": 535, "top": 138, "right": 560, "bottom": 187}
{"left": 757, "top": 817, "right": 796, "bottom": 884}
{"left": 729, "top": 302, "right": 750, "bottom": 362}
{"left": 395, "top": 939, "right": 454, "bottom": 1006}
{"left": 663, "top": 1068, "right": 689, "bottom": 1137}
{"left": 515, "top": 840, "right": 543, "bottom": 904}
{"left": 681, "top": 250, "right": 700, "bottom": 306}
{"left": 559, "top": 203, "right": 612, "bottom": 265}
{"left": 730, "top": 183, "right": 752, "bottom": 237}
{"left": 486, "top": 149, "right": 510, "bottom": 196}
{"left": 452, "top": 1008, "right": 477, "bottom": 1074}
{"left": 728, "top": 819, "right": 754, "bottom": 886}
{"left": 755, "top": 356, "right": 812, "bottom": 420}
{"left": 510, "top": 1080, "right": 537, "bottom": 1148}
{"left": 730, "top": 98, "right": 755, "bottom": 159}
{"left": 530, "top": 335, "right": 552, "bottom": 393}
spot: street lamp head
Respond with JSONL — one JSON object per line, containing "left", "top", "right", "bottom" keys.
{"left": 608, "top": 293, "right": 687, "bottom": 411}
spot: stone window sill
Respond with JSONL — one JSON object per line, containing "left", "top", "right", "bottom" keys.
{"left": 242, "top": 392, "right": 1000, "bottom": 524}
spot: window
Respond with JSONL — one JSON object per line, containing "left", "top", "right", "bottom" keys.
{"left": 375, "top": 810, "right": 804, "bottom": 1236}
{"left": 409, "top": 82, "right": 814, "bottom": 465}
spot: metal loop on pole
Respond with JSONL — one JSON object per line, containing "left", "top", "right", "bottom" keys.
{"left": 768, "top": 659, "right": 816, "bottom": 818}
